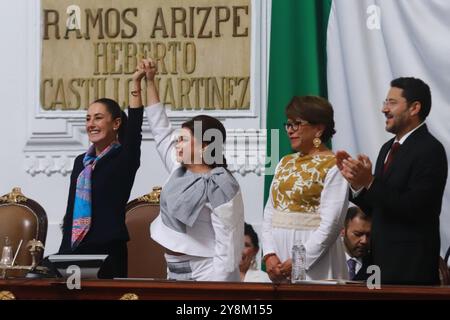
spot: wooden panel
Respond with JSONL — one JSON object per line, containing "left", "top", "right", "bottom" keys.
{"left": 1, "top": 279, "right": 450, "bottom": 300}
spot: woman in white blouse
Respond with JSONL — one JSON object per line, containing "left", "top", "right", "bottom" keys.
{"left": 262, "top": 96, "right": 349, "bottom": 282}
{"left": 141, "top": 59, "right": 244, "bottom": 281}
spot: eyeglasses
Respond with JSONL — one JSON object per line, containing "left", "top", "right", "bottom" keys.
{"left": 382, "top": 99, "right": 408, "bottom": 107}
{"left": 284, "top": 120, "right": 311, "bottom": 131}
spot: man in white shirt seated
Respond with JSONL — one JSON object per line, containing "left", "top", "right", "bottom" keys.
{"left": 342, "top": 206, "right": 372, "bottom": 281}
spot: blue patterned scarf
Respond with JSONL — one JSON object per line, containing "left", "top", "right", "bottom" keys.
{"left": 71, "top": 142, "right": 121, "bottom": 249}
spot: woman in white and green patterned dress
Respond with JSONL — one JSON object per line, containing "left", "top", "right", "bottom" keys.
{"left": 262, "top": 96, "right": 349, "bottom": 282}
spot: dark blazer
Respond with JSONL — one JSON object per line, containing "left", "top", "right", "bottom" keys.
{"left": 353, "top": 254, "right": 373, "bottom": 281}
{"left": 352, "top": 124, "right": 447, "bottom": 285}
{"left": 59, "top": 107, "right": 143, "bottom": 254}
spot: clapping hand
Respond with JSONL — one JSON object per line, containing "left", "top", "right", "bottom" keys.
{"left": 336, "top": 150, "right": 351, "bottom": 171}
{"left": 336, "top": 150, "right": 373, "bottom": 190}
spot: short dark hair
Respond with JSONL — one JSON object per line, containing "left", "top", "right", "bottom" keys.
{"left": 285, "top": 96, "right": 336, "bottom": 142}
{"left": 93, "top": 98, "right": 128, "bottom": 144}
{"left": 344, "top": 206, "right": 371, "bottom": 228}
{"left": 390, "top": 77, "right": 431, "bottom": 121}
{"left": 182, "top": 115, "right": 228, "bottom": 169}
{"left": 244, "top": 223, "right": 259, "bottom": 249}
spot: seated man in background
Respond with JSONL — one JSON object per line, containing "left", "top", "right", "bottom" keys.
{"left": 342, "top": 206, "right": 372, "bottom": 281}
{"left": 240, "top": 223, "right": 270, "bottom": 282}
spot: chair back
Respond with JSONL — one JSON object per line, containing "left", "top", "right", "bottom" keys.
{"left": 439, "top": 256, "right": 450, "bottom": 285}
{"left": 0, "top": 188, "right": 47, "bottom": 277}
{"left": 125, "top": 187, "right": 166, "bottom": 279}
{"left": 444, "top": 246, "right": 450, "bottom": 264}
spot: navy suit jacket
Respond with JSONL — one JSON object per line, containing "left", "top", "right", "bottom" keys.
{"left": 353, "top": 254, "right": 373, "bottom": 281}
{"left": 351, "top": 124, "right": 447, "bottom": 285}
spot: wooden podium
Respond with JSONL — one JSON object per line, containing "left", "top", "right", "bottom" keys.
{"left": 1, "top": 279, "right": 450, "bottom": 300}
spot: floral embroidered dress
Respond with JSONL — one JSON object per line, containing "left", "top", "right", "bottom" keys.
{"left": 262, "top": 153, "right": 349, "bottom": 280}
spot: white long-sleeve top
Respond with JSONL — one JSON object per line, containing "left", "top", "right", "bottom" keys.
{"left": 145, "top": 103, "right": 244, "bottom": 281}
{"left": 262, "top": 154, "right": 349, "bottom": 280}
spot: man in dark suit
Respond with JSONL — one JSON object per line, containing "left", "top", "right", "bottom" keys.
{"left": 336, "top": 77, "right": 448, "bottom": 285}
{"left": 342, "top": 206, "right": 372, "bottom": 281}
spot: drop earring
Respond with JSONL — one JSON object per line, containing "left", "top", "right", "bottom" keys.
{"left": 313, "top": 137, "right": 321, "bottom": 148}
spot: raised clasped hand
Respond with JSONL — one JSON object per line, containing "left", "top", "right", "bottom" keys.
{"left": 132, "top": 61, "right": 146, "bottom": 83}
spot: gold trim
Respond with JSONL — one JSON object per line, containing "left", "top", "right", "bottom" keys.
{"left": 27, "top": 239, "right": 45, "bottom": 268}
{"left": 137, "top": 186, "right": 162, "bottom": 204}
{"left": 0, "top": 291, "right": 16, "bottom": 300}
{"left": 0, "top": 187, "right": 28, "bottom": 204}
{"left": 27, "top": 239, "right": 45, "bottom": 251}
{"left": 119, "top": 293, "right": 139, "bottom": 300}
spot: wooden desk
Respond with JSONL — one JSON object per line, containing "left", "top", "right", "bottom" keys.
{"left": 1, "top": 279, "right": 450, "bottom": 300}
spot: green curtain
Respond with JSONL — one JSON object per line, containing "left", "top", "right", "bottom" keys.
{"left": 264, "top": 0, "right": 332, "bottom": 204}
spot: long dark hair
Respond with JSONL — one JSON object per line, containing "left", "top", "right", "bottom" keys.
{"left": 93, "top": 98, "right": 128, "bottom": 144}
{"left": 181, "top": 115, "right": 228, "bottom": 169}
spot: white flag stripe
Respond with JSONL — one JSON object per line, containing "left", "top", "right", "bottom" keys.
{"left": 327, "top": 0, "right": 450, "bottom": 256}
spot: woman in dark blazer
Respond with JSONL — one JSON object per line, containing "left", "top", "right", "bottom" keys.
{"left": 57, "top": 66, "right": 146, "bottom": 278}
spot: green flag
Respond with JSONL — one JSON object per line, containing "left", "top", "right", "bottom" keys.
{"left": 264, "top": 0, "right": 332, "bottom": 203}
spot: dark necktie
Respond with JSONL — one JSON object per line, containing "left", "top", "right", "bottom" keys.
{"left": 347, "top": 258, "right": 357, "bottom": 280}
{"left": 383, "top": 142, "right": 401, "bottom": 174}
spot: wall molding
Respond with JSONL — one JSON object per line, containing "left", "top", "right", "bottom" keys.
{"left": 25, "top": 154, "right": 75, "bottom": 177}
{"left": 25, "top": 129, "right": 267, "bottom": 177}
